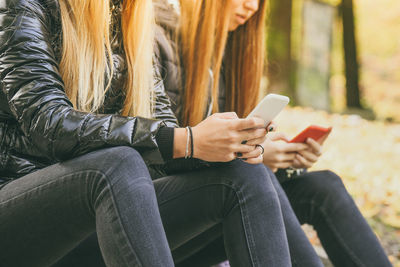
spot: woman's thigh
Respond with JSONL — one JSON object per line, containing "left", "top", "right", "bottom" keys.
{"left": 0, "top": 146, "right": 157, "bottom": 267}
{"left": 54, "top": 160, "right": 289, "bottom": 267}
{"left": 154, "top": 160, "right": 274, "bottom": 249}
{"left": 0, "top": 160, "right": 102, "bottom": 266}
{"left": 154, "top": 160, "right": 290, "bottom": 267}
{"left": 282, "top": 170, "right": 391, "bottom": 267}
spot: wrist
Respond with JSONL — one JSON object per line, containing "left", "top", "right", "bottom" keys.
{"left": 191, "top": 126, "right": 199, "bottom": 159}
{"left": 187, "top": 126, "right": 194, "bottom": 159}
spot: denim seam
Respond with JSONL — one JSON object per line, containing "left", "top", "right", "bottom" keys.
{"left": 267, "top": 166, "right": 298, "bottom": 267}
{"left": 69, "top": 169, "right": 145, "bottom": 267}
{"left": 157, "top": 182, "right": 259, "bottom": 267}
{"left": 96, "top": 149, "right": 160, "bottom": 266}
{"left": 96, "top": 149, "right": 166, "bottom": 266}
{"left": 302, "top": 200, "right": 366, "bottom": 267}
{"left": 234, "top": 183, "right": 260, "bottom": 267}
{"left": 97, "top": 172, "right": 145, "bottom": 267}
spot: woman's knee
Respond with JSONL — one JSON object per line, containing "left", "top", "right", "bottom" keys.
{"left": 306, "top": 170, "right": 344, "bottom": 190}
{"left": 84, "top": 146, "right": 144, "bottom": 171}
{"left": 219, "top": 161, "right": 280, "bottom": 205}
{"left": 74, "top": 146, "right": 153, "bottom": 189}
{"left": 298, "top": 170, "right": 350, "bottom": 203}
{"left": 103, "top": 147, "right": 152, "bottom": 183}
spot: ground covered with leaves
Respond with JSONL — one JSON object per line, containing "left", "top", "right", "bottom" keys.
{"left": 275, "top": 106, "right": 400, "bottom": 266}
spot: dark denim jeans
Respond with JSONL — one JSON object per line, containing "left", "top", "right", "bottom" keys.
{"left": 1, "top": 147, "right": 291, "bottom": 267}
{"left": 0, "top": 147, "right": 174, "bottom": 267}
{"left": 174, "top": 169, "right": 392, "bottom": 267}
{"left": 281, "top": 170, "right": 392, "bottom": 267}
{"left": 177, "top": 167, "right": 324, "bottom": 267}
{"left": 154, "top": 160, "right": 291, "bottom": 267}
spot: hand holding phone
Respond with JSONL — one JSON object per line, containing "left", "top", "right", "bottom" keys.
{"left": 247, "top": 94, "right": 290, "bottom": 127}
{"left": 289, "top": 125, "right": 332, "bottom": 143}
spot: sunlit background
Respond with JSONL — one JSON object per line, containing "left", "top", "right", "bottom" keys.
{"left": 263, "top": 0, "right": 400, "bottom": 265}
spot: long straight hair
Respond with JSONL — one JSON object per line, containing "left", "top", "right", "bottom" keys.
{"left": 225, "top": 0, "right": 268, "bottom": 119}
{"left": 59, "top": 0, "right": 154, "bottom": 117}
{"left": 179, "top": 0, "right": 268, "bottom": 126}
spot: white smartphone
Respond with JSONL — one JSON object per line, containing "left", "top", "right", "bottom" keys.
{"left": 246, "top": 94, "right": 290, "bottom": 127}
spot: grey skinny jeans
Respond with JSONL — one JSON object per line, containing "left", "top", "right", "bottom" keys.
{"left": 1, "top": 147, "right": 291, "bottom": 267}
{"left": 0, "top": 147, "right": 174, "bottom": 267}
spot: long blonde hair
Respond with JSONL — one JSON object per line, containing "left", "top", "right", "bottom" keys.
{"left": 179, "top": 0, "right": 268, "bottom": 126}
{"left": 59, "top": 0, "right": 154, "bottom": 117}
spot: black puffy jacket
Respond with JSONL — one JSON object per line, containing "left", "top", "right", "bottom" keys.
{"left": 0, "top": 0, "right": 178, "bottom": 183}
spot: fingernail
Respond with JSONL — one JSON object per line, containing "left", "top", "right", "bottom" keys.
{"left": 241, "top": 140, "right": 247, "bottom": 144}
{"left": 237, "top": 152, "right": 243, "bottom": 157}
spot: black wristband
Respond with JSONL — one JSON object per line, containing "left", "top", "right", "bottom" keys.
{"left": 188, "top": 126, "right": 194, "bottom": 158}
{"left": 155, "top": 126, "right": 174, "bottom": 160}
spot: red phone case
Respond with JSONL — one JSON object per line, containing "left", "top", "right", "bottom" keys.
{"left": 289, "top": 125, "right": 332, "bottom": 143}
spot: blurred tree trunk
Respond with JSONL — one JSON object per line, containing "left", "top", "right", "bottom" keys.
{"left": 267, "top": 0, "right": 295, "bottom": 100}
{"left": 341, "top": 0, "right": 361, "bottom": 108}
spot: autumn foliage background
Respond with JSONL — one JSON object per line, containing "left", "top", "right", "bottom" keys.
{"left": 266, "top": 0, "right": 400, "bottom": 265}
{"left": 275, "top": 107, "right": 400, "bottom": 265}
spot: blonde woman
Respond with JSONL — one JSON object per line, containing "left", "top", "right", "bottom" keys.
{"left": 154, "top": 0, "right": 392, "bottom": 266}
{"left": 0, "top": 1, "right": 292, "bottom": 266}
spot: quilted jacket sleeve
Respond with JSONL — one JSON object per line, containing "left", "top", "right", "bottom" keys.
{"left": 0, "top": 0, "right": 166, "bottom": 164}
{"left": 152, "top": 62, "right": 179, "bottom": 128}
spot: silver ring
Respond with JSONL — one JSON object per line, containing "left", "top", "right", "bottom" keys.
{"left": 256, "top": 144, "right": 264, "bottom": 155}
